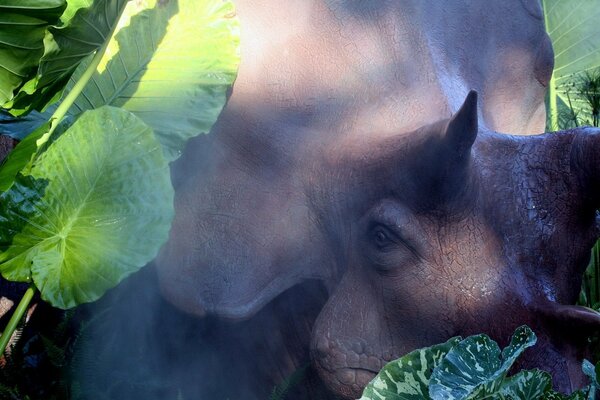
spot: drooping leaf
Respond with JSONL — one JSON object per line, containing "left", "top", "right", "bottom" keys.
{"left": 0, "top": 121, "right": 50, "bottom": 191}
{"left": 542, "top": 0, "right": 600, "bottom": 129}
{"left": 0, "top": 0, "right": 66, "bottom": 107}
{"left": 66, "top": 0, "right": 240, "bottom": 161}
{"left": 359, "top": 337, "right": 461, "bottom": 400}
{"left": 0, "top": 106, "right": 174, "bottom": 309}
{"left": 500, "top": 370, "right": 553, "bottom": 400}
{"left": 582, "top": 360, "right": 599, "bottom": 400}
{"left": 0, "top": 174, "right": 48, "bottom": 251}
{"left": 429, "top": 326, "right": 536, "bottom": 400}
{"left": 0, "top": 109, "right": 49, "bottom": 139}
{"left": 6, "top": 0, "right": 129, "bottom": 116}
{"left": 0, "top": 110, "right": 76, "bottom": 192}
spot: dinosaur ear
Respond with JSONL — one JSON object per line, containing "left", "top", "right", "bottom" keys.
{"left": 444, "top": 90, "right": 478, "bottom": 160}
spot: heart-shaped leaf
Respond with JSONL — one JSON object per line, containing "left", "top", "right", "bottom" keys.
{"left": 0, "top": 106, "right": 173, "bottom": 309}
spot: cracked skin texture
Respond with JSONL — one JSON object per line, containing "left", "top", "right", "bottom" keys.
{"left": 309, "top": 94, "right": 600, "bottom": 397}
{"left": 153, "top": 0, "right": 600, "bottom": 398}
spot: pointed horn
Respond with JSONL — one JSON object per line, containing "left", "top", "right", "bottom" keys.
{"left": 445, "top": 90, "right": 478, "bottom": 160}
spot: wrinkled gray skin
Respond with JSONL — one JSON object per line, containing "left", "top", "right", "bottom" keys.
{"left": 155, "top": 0, "right": 600, "bottom": 398}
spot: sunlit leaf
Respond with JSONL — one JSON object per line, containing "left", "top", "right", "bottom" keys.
{"left": 0, "top": 106, "right": 173, "bottom": 309}
{"left": 67, "top": 0, "right": 240, "bottom": 161}
{"left": 542, "top": 0, "right": 600, "bottom": 129}
{"left": 7, "top": 0, "right": 129, "bottom": 116}
{"left": 0, "top": 0, "right": 66, "bottom": 107}
{"left": 5, "top": 0, "right": 129, "bottom": 116}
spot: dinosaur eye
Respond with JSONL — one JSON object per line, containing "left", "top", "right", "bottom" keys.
{"left": 372, "top": 226, "right": 395, "bottom": 249}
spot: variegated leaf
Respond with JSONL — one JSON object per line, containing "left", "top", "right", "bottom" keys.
{"left": 359, "top": 337, "right": 461, "bottom": 400}
{"left": 429, "top": 326, "right": 536, "bottom": 400}
{"left": 500, "top": 370, "right": 552, "bottom": 400}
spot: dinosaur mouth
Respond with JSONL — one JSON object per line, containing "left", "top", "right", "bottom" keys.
{"left": 314, "top": 366, "right": 378, "bottom": 399}
{"left": 516, "top": 301, "right": 600, "bottom": 393}
{"left": 539, "top": 303, "right": 600, "bottom": 327}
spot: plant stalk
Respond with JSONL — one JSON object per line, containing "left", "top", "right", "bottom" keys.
{"left": 541, "top": 0, "right": 558, "bottom": 130}
{"left": 0, "top": 283, "right": 36, "bottom": 357}
{"left": 36, "top": 4, "right": 129, "bottom": 151}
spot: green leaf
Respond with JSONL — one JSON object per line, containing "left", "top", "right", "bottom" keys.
{"left": 0, "top": 0, "right": 67, "bottom": 106}
{"left": 0, "top": 121, "right": 50, "bottom": 191}
{"left": 582, "top": 360, "right": 599, "bottom": 400}
{"left": 0, "top": 109, "right": 49, "bottom": 139}
{"left": 0, "top": 106, "right": 174, "bottom": 309}
{"left": 542, "top": 0, "right": 600, "bottom": 129}
{"left": 359, "top": 337, "right": 461, "bottom": 400}
{"left": 6, "top": 0, "right": 129, "bottom": 116}
{"left": 541, "top": 390, "right": 588, "bottom": 400}
{"left": 0, "top": 174, "right": 48, "bottom": 251}
{"left": 66, "top": 0, "right": 240, "bottom": 161}
{"left": 500, "top": 370, "right": 553, "bottom": 400}
{"left": 429, "top": 326, "right": 537, "bottom": 400}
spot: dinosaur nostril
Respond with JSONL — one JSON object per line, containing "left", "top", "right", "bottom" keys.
{"left": 338, "top": 369, "right": 356, "bottom": 385}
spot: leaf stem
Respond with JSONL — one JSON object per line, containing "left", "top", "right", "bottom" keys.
{"left": 36, "top": 3, "right": 129, "bottom": 151}
{"left": 0, "top": 283, "right": 36, "bottom": 357}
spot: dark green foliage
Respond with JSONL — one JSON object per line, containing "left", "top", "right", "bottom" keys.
{"left": 555, "top": 68, "right": 600, "bottom": 129}
{"left": 578, "top": 70, "right": 600, "bottom": 127}
{"left": 269, "top": 364, "right": 310, "bottom": 400}
{"left": 0, "top": 304, "right": 182, "bottom": 400}
{"left": 580, "top": 242, "right": 600, "bottom": 311}
{"left": 0, "top": 310, "right": 72, "bottom": 400}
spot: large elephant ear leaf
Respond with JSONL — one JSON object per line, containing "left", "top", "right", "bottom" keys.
{"left": 67, "top": 0, "right": 241, "bottom": 161}
{"left": 5, "top": 0, "right": 129, "bottom": 116}
{"left": 0, "top": 0, "right": 66, "bottom": 107}
{"left": 542, "top": 0, "right": 600, "bottom": 129}
{"left": 429, "top": 326, "right": 537, "bottom": 400}
{"left": 359, "top": 337, "right": 461, "bottom": 400}
{"left": 0, "top": 106, "right": 174, "bottom": 309}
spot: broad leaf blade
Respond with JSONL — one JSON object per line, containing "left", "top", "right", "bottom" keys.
{"left": 429, "top": 326, "right": 536, "bottom": 400}
{"left": 542, "top": 0, "right": 600, "bottom": 129}
{"left": 67, "top": 0, "right": 240, "bottom": 161}
{"left": 0, "top": 106, "right": 174, "bottom": 309}
{"left": 0, "top": 0, "right": 66, "bottom": 106}
{"left": 6, "top": 0, "right": 129, "bottom": 116}
{"left": 359, "top": 337, "right": 461, "bottom": 400}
